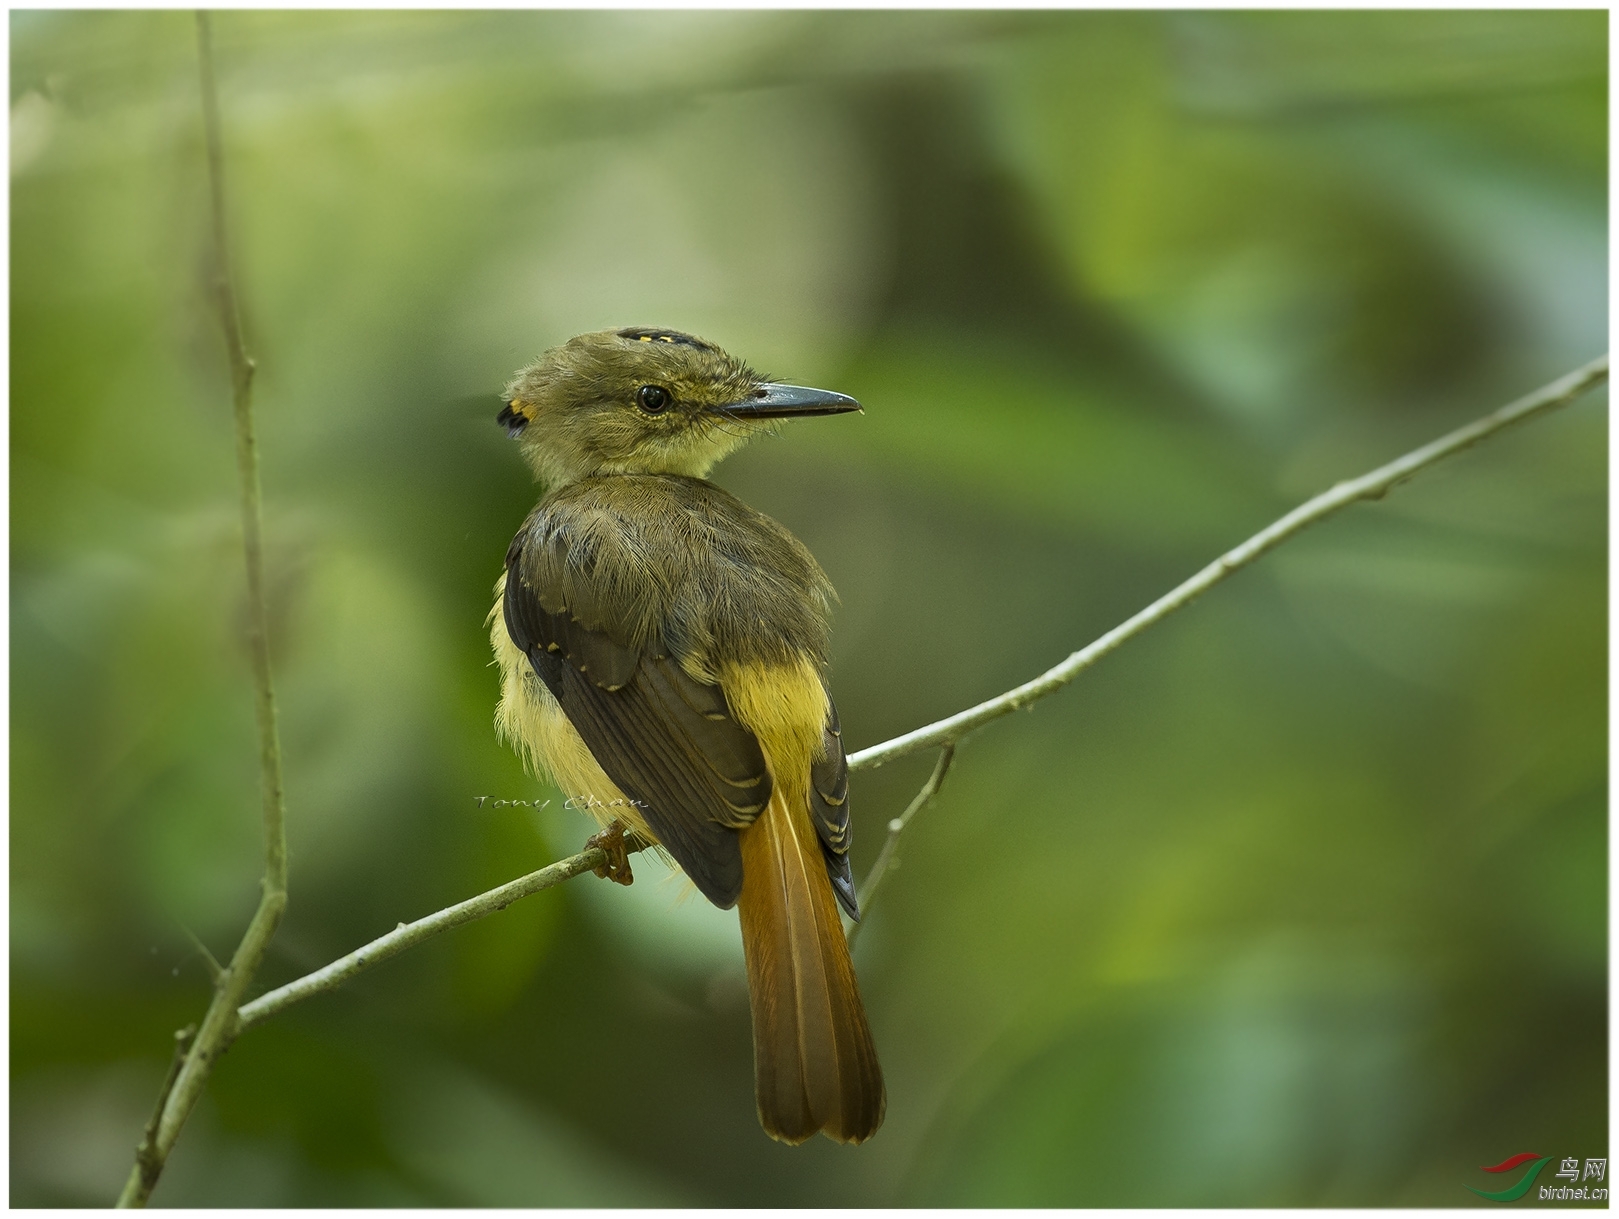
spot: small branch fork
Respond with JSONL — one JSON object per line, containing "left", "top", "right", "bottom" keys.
{"left": 115, "top": 45, "right": 1609, "bottom": 1192}
{"left": 838, "top": 356, "right": 1606, "bottom": 939}
{"left": 846, "top": 743, "right": 955, "bottom": 945}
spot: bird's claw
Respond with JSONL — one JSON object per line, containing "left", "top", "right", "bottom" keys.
{"left": 586, "top": 820, "right": 634, "bottom": 886}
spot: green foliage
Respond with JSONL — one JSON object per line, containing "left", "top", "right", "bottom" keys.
{"left": 11, "top": 10, "right": 1605, "bottom": 1206}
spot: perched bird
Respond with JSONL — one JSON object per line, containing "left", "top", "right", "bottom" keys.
{"left": 488, "top": 327, "right": 883, "bottom": 1144}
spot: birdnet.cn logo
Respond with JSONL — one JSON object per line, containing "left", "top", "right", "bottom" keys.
{"left": 1467, "top": 1154, "right": 1607, "bottom": 1202}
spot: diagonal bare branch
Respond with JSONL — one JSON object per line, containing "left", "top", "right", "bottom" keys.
{"left": 235, "top": 845, "right": 623, "bottom": 1030}
{"left": 844, "top": 355, "right": 1609, "bottom": 773}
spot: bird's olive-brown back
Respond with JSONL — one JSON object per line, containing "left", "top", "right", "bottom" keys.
{"left": 511, "top": 473, "right": 836, "bottom": 672}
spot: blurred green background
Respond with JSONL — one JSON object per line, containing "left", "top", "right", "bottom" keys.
{"left": 11, "top": 9, "right": 1607, "bottom": 1207}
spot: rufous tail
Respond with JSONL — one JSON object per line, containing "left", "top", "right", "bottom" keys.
{"left": 738, "top": 788, "right": 885, "bottom": 1144}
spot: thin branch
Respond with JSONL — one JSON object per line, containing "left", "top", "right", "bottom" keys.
{"left": 235, "top": 846, "right": 616, "bottom": 1030}
{"left": 847, "top": 743, "right": 955, "bottom": 947}
{"left": 844, "top": 354, "right": 1609, "bottom": 773}
{"left": 117, "top": 13, "right": 289, "bottom": 1207}
{"left": 211, "top": 356, "right": 1609, "bottom": 1021}
{"left": 195, "top": 355, "right": 1606, "bottom": 1038}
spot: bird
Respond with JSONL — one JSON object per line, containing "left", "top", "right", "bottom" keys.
{"left": 487, "top": 326, "right": 884, "bottom": 1145}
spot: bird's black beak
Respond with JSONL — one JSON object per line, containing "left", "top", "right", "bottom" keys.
{"left": 720, "top": 383, "right": 862, "bottom": 419}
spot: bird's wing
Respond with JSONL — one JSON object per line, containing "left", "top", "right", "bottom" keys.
{"left": 502, "top": 533, "right": 772, "bottom": 909}
{"left": 809, "top": 700, "right": 859, "bottom": 921}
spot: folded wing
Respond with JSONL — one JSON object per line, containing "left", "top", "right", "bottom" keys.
{"left": 502, "top": 531, "right": 773, "bottom": 908}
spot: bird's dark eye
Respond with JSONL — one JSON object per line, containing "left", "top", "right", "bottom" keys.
{"left": 637, "top": 385, "right": 671, "bottom": 414}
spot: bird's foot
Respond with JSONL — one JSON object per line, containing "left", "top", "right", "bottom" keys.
{"left": 586, "top": 820, "right": 635, "bottom": 887}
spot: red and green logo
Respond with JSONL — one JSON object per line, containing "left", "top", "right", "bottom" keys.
{"left": 1467, "top": 1153, "right": 1552, "bottom": 1202}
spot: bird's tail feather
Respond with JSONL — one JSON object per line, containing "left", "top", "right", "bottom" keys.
{"left": 738, "top": 787, "right": 885, "bottom": 1144}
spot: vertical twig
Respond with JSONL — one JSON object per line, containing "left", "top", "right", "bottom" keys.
{"left": 115, "top": 11, "right": 289, "bottom": 1206}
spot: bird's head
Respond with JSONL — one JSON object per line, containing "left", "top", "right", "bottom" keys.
{"left": 498, "top": 327, "right": 860, "bottom": 487}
